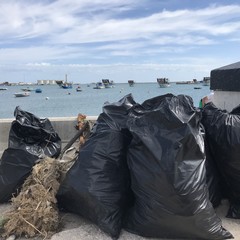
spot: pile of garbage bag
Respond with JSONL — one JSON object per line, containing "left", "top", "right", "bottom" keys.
{"left": 2, "top": 94, "right": 240, "bottom": 239}
{"left": 57, "top": 94, "right": 232, "bottom": 239}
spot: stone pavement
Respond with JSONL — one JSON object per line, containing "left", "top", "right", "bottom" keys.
{"left": 1, "top": 200, "right": 240, "bottom": 240}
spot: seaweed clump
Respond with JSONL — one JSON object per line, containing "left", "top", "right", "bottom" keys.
{"left": 3, "top": 157, "right": 61, "bottom": 239}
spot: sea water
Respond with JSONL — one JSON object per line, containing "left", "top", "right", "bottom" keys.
{"left": 0, "top": 83, "right": 211, "bottom": 119}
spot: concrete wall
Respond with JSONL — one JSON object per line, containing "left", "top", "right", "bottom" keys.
{"left": 0, "top": 116, "right": 97, "bottom": 157}
{"left": 212, "top": 91, "right": 240, "bottom": 111}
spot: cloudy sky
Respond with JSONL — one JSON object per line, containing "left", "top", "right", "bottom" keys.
{"left": 1, "top": 0, "right": 240, "bottom": 83}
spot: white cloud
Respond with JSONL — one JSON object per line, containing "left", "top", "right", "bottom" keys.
{"left": 0, "top": 1, "right": 240, "bottom": 83}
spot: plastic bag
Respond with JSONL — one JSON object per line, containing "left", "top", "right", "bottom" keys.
{"left": 205, "top": 139, "right": 223, "bottom": 208}
{"left": 200, "top": 124, "right": 223, "bottom": 208}
{"left": 202, "top": 102, "right": 240, "bottom": 218}
{"left": 57, "top": 94, "right": 136, "bottom": 238}
{"left": 8, "top": 106, "right": 61, "bottom": 158}
{"left": 0, "top": 107, "right": 61, "bottom": 202}
{"left": 0, "top": 148, "right": 38, "bottom": 202}
{"left": 124, "top": 94, "right": 232, "bottom": 239}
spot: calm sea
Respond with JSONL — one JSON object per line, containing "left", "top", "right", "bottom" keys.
{"left": 0, "top": 82, "right": 211, "bottom": 119}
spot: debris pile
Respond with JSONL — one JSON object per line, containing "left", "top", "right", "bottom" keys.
{"left": 1, "top": 111, "right": 91, "bottom": 239}
{"left": 1, "top": 97, "right": 239, "bottom": 239}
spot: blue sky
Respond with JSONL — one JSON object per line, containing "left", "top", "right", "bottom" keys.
{"left": 1, "top": 0, "right": 240, "bottom": 83}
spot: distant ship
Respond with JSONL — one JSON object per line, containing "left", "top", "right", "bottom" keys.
{"left": 61, "top": 74, "right": 73, "bottom": 89}
{"left": 202, "top": 77, "right": 210, "bottom": 86}
{"left": 102, "top": 79, "right": 114, "bottom": 88}
{"left": 157, "top": 78, "right": 170, "bottom": 88}
{"left": 128, "top": 80, "right": 135, "bottom": 87}
{"left": 176, "top": 79, "right": 199, "bottom": 84}
{"left": 93, "top": 82, "right": 105, "bottom": 89}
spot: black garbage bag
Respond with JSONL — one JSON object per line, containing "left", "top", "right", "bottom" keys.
{"left": 200, "top": 123, "right": 223, "bottom": 208}
{"left": 202, "top": 102, "right": 240, "bottom": 219}
{"left": 57, "top": 94, "right": 136, "bottom": 238}
{"left": 124, "top": 94, "right": 232, "bottom": 239}
{"left": 8, "top": 106, "right": 61, "bottom": 158}
{"left": 205, "top": 139, "right": 223, "bottom": 208}
{"left": 0, "top": 148, "right": 39, "bottom": 203}
{"left": 0, "top": 107, "right": 61, "bottom": 203}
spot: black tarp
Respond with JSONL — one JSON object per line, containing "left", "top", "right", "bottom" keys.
{"left": 124, "top": 94, "right": 232, "bottom": 239}
{"left": 210, "top": 61, "right": 240, "bottom": 91}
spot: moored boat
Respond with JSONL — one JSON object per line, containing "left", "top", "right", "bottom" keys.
{"left": 128, "top": 80, "right": 135, "bottom": 87}
{"left": 157, "top": 78, "right": 170, "bottom": 88}
{"left": 0, "top": 88, "right": 7, "bottom": 90}
{"left": 14, "top": 92, "right": 30, "bottom": 97}
{"left": 102, "top": 79, "right": 114, "bottom": 88}
{"left": 35, "top": 88, "right": 42, "bottom": 93}
{"left": 76, "top": 86, "right": 82, "bottom": 92}
{"left": 21, "top": 87, "right": 34, "bottom": 91}
{"left": 61, "top": 74, "right": 73, "bottom": 89}
{"left": 202, "top": 77, "right": 210, "bottom": 86}
{"left": 93, "top": 82, "right": 105, "bottom": 89}
{"left": 176, "top": 79, "right": 199, "bottom": 84}
{"left": 61, "top": 82, "right": 73, "bottom": 89}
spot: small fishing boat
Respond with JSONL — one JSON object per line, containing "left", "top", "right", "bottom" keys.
{"left": 128, "top": 80, "right": 135, "bottom": 87}
{"left": 202, "top": 77, "right": 210, "bottom": 86}
{"left": 93, "top": 82, "right": 105, "bottom": 89}
{"left": 61, "top": 74, "right": 73, "bottom": 89}
{"left": 35, "top": 88, "right": 42, "bottom": 93}
{"left": 0, "top": 88, "right": 7, "bottom": 90}
{"left": 76, "top": 86, "right": 82, "bottom": 92}
{"left": 21, "top": 87, "right": 34, "bottom": 91}
{"left": 157, "top": 78, "right": 170, "bottom": 88}
{"left": 61, "top": 82, "right": 73, "bottom": 89}
{"left": 102, "top": 79, "right": 114, "bottom": 88}
{"left": 14, "top": 92, "right": 30, "bottom": 97}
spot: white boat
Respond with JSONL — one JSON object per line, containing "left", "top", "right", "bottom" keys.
{"left": 102, "top": 79, "right": 114, "bottom": 88}
{"left": 93, "top": 82, "right": 105, "bottom": 89}
{"left": 76, "top": 86, "right": 82, "bottom": 92}
{"left": 157, "top": 78, "right": 170, "bottom": 88}
{"left": 61, "top": 82, "right": 73, "bottom": 89}
{"left": 14, "top": 92, "right": 30, "bottom": 97}
{"left": 202, "top": 77, "right": 210, "bottom": 86}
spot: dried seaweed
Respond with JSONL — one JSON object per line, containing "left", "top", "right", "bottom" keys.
{"left": 3, "top": 157, "right": 61, "bottom": 239}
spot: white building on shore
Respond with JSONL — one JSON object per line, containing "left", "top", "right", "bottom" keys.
{"left": 37, "top": 80, "right": 63, "bottom": 85}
